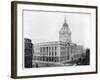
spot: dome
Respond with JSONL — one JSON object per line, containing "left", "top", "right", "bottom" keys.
{"left": 59, "top": 16, "right": 71, "bottom": 43}
{"left": 59, "top": 17, "right": 71, "bottom": 35}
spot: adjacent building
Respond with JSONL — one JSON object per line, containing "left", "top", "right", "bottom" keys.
{"left": 24, "top": 38, "right": 33, "bottom": 68}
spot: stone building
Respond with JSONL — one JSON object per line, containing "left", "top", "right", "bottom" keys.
{"left": 33, "top": 17, "right": 84, "bottom": 66}
{"left": 24, "top": 38, "right": 33, "bottom": 68}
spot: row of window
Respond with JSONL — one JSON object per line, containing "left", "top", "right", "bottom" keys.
{"left": 40, "top": 47, "right": 57, "bottom": 52}
{"left": 39, "top": 47, "right": 57, "bottom": 56}
{"left": 34, "top": 56, "right": 59, "bottom": 62}
{"left": 36, "top": 52, "right": 57, "bottom": 56}
{"left": 49, "top": 52, "right": 57, "bottom": 56}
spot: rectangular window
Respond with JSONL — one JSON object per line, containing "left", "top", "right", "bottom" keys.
{"left": 52, "top": 52, "right": 53, "bottom": 56}
{"left": 49, "top": 52, "right": 51, "bottom": 56}
{"left": 55, "top": 52, "right": 57, "bottom": 56}
{"left": 55, "top": 47, "right": 56, "bottom": 50}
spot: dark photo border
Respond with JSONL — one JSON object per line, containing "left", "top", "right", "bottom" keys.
{"left": 11, "top": 1, "right": 98, "bottom": 79}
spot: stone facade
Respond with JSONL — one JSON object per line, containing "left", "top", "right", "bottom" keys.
{"left": 33, "top": 17, "right": 84, "bottom": 65}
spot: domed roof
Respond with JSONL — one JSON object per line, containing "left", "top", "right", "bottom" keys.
{"left": 59, "top": 17, "right": 71, "bottom": 34}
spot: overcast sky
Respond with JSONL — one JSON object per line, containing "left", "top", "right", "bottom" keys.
{"left": 23, "top": 10, "right": 90, "bottom": 48}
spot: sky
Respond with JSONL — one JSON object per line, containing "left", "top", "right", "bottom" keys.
{"left": 23, "top": 10, "right": 90, "bottom": 48}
